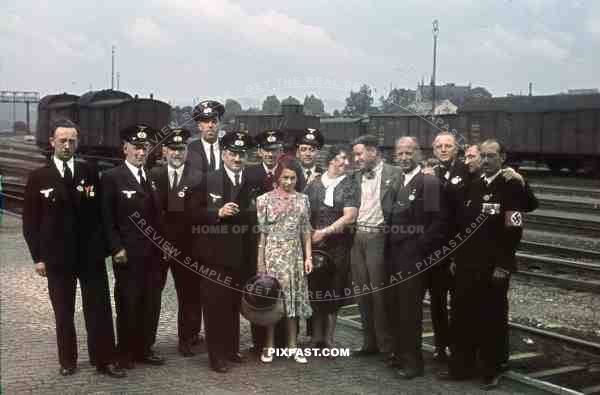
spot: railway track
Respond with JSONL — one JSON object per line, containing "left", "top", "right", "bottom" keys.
{"left": 339, "top": 303, "right": 600, "bottom": 394}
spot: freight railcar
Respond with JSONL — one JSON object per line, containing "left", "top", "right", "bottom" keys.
{"left": 320, "top": 94, "right": 600, "bottom": 173}
{"left": 36, "top": 90, "right": 172, "bottom": 164}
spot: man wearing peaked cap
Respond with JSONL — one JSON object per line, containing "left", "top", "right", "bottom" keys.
{"left": 101, "top": 124, "right": 166, "bottom": 368}
{"left": 188, "top": 100, "right": 226, "bottom": 173}
{"left": 190, "top": 130, "right": 257, "bottom": 373}
{"left": 151, "top": 127, "right": 206, "bottom": 357}
{"left": 293, "top": 128, "right": 325, "bottom": 192}
{"left": 247, "top": 129, "right": 285, "bottom": 194}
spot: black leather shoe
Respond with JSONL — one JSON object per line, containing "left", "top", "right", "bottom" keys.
{"left": 351, "top": 348, "right": 378, "bottom": 357}
{"left": 211, "top": 359, "right": 229, "bottom": 373}
{"left": 481, "top": 374, "right": 502, "bottom": 390}
{"left": 228, "top": 352, "right": 247, "bottom": 363}
{"left": 433, "top": 347, "right": 449, "bottom": 363}
{"left": 178, "top": 342, "right": 195, "bottom": 357}
{"left": 59, "top": 366, "right": 77, "bottom": 376}
{"left": 396, "top": 368, "right": 424, "bottom": 380}
{"left": 137, "top": 351, "right": 165, "bottom": 365}
{"left": 97, "top": 363, "right": 126, "bottom": 378}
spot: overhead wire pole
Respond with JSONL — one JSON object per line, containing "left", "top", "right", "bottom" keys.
{"left": 111, "top": 45, "right": 115, "bottom": 90}
{"left": 431, "top": 20, "right": 439, "bottom": 117}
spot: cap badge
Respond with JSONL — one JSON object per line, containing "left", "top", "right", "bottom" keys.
{"left": 173, "top": 135, "right": 183, "bottom": 143}
{"left": 266, "top": 135, "right": 276, "bottom": 143}
{"left": 203, "top": 108, "right": 213, "bottom": 114}
{"left": 305, "top": 133, "right": 315, "bottom": 140}
{"left": 234, "top": 139, "right": 244, "bottom": 147}
{"left": 137, "top": 131, "right": 147, "bottom": 139}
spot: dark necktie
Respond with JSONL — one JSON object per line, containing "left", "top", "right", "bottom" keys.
{"left": 234, "top": 173, "right": 240, "bottom": 187}
{"left": 171, "top": 170, "right": 179, "bottom": 190}
{"left": 364, "top": 170, "right": 375, "bottom": 180}
{"left": 209, "top": 144, "right": 216, "bottom": 172}
{"left": 138, "top": 168, "right": 146, "bottom": 185}
{"left": 305, "top": 169, "right": 312, "bottom": 180}
{"left": 63, "top": 161, "right": 73, "bottom": 186}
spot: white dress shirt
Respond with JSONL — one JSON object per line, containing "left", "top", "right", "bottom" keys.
{"left": 357, "top": 161, "right": 385, "bottom": 227}
{"left": 483, "top": 169, "right": 502, "bottom": 186}
{"left": 168, "top": 164, "right": 184, "bottom": 189}
{"left": 224, "top": 165, "right": 243, "bottom": 186}
{"left": 201, "top": 138, "right": 220, "bottom": 170}
{"left": 125, "top": 160, "right": 146, "bottom": 184}
{"left": 53, "top": 156, "right": 74, "bottom": 178}
{"left": 262, "top": 163, "right": 278, "bottom": 176}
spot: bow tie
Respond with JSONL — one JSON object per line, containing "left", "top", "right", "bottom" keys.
{"left": 363, "top": 170, "right": 375, "bottom": 179}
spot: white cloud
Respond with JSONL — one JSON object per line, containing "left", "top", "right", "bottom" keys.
{"left": 157, "top": 0, "right": 358, "bottom": 61}
{"left": 464, "top": 25, "right": 570, "bottom": 63}
{"left": 126, "top": 17, "right": 172, "bottom": 48}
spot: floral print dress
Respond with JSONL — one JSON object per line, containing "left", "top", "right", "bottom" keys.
{"left": 256, "top": 190, "right": 313, "bottom": 319}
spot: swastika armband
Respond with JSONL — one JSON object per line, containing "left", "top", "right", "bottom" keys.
{"left": 505, "top": 210, "right": 523, "bottom": 227}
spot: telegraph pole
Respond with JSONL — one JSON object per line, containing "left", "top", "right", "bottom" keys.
{"left": 111, "top": 45, "right": 115, "bottom": 90}
{"left": 117, "top": 72, "right": 120, "bottom": 90}
{"left": 431, "top": 20, "right": 439, "bottom": 116}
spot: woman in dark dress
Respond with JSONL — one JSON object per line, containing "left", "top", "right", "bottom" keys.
{"left": 305, "top": 145, "right": 359, "bottom": 351}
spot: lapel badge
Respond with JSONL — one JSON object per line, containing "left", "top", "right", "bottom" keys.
{"left": 79, "top": 179, "right": 85, "bottom": 185}
{"left": 408, "top": 188, "right": 416, "bottom": 201}
{"left": 122, "top": 190, "right": 136, "bottom": 199}
{"left": 451, "top": 176, "right": 462, "bottom": 185}
{"left": 466, "top": 199, "right": 472, "bottom": 207}
{"left": 178, "top": 191, "right": 185, "bottom": 198}
{"left": 151, "top": 180, "right": 157, "bottom": 191}
{"left": 76, "top": 185, "right": 84, "bottom": 192}
{"left": 483, "top": 194, "right": 491, "bottom": 202}
{"left": 40, "top": 188, "right": 54, "bottom": 198}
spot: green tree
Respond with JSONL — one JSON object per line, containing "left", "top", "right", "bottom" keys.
{"left": 343, "top": 84, "right": 373, "bottom": 116}
{"left": 223, "top": 99, "right": 242, "bottom": 123}
{"left": 303, "top": 94, "right": 325, "bottom": 115}
{"left": 281, "top": 96, "right": 301, "bottom": 105}
{"left": 379, "top": 88, "right": 416, "bottom": 113}
{"left": 262, "top": 95, "right": 281, "bottom": 114}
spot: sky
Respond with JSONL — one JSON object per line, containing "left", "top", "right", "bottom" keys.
{"left": 1, "top": 0, "right": 597, "bottom": 112}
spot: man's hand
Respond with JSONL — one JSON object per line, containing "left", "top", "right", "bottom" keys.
{"left": 304, "top": 258, "right": 313, "bottom": 274}
{"left": 492, "top": 267, "right": 510, "bottom": 280}
{"left": 34, "top": 262, "right": 47, "bottom": 277}
{"left": 449, "top": 260, "right": 456, "bottom": 276}
{"left": 218, "top": 202, "right": 240, "bottom": 218}
{"left": 421, "top": 167, "right": 435, "bottom": 176}
{"left": 501, "top": 167, "right": 525, "bottom": 186}
{"left": 113, "top": 249, "right": 127, "bottom": 265}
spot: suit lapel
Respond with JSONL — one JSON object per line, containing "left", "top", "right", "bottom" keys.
{"left": 380, "top": 164, "right": 395, "bottom": 200}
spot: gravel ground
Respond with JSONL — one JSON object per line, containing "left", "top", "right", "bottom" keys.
{"left": 509, "top": 277, "right": 600, "bottom": 341}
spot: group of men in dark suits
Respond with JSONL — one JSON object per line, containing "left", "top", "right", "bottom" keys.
{"left": 22, "top": 99, "right": 329, "bottom": 376}
{"left": 22, "top": 97, "right": 537, "bottom": 388}
{"left": 346, "top": 132, "right": 537, "bottom": 390}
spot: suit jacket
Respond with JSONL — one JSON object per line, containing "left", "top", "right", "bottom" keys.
{"left": 388, "top": 172, "right": 448, "bottom": 265}
{"left": 352, "top": 162, "right": 403, "bottom": 225}
{"left": 187, "top": 138, "right": 221, "bottom": 174}
{"left": 291, "top": 161, "right": 324, "bottom": 192}
{"left": 101, "top": 163, "right": 162, "bottom": 260}
{"left": 245, "top": 163, "right": 279, "bottom": 195}
{"left": 150, "top": 165, "right": 203, "bottom": 250}
{"left": 22, "top": 159, "right": 105, "bottom": 270}
{"left": 455, "top": 173, "right": 538, "bottom": 272}
{"left": 190, "top": 168, "right": 261, "bottom": 273}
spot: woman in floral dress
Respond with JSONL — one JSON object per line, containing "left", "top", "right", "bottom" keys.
{"left": 256, "top": 165, "right": 313, "bottom": 364}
